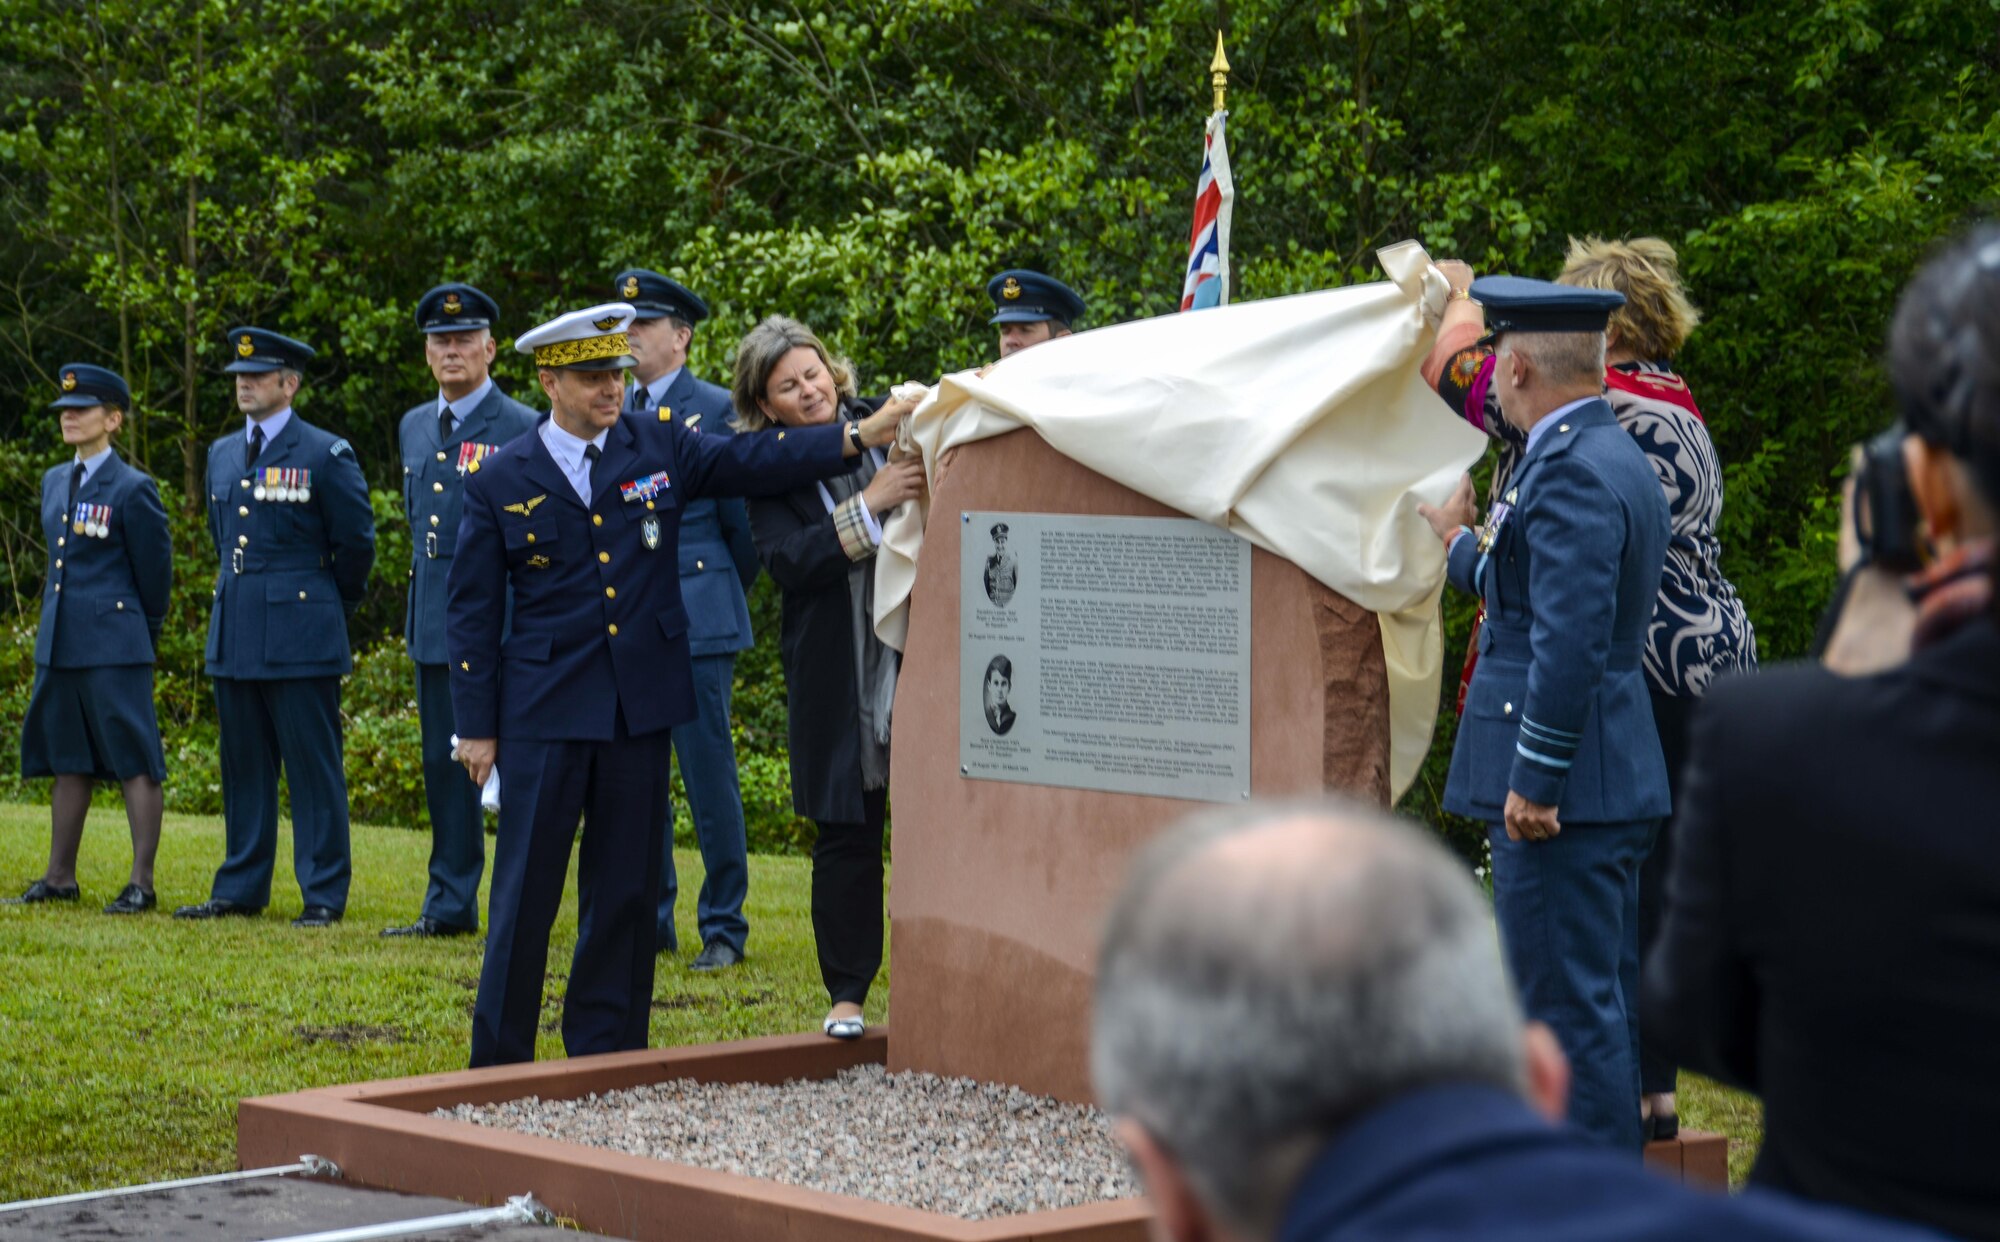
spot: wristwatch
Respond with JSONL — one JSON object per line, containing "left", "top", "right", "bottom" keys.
{"left": 1447, "top": 287, "right": 1473, "bottom": 303}
{"left": 846, "top": 421, "right": 864, "bottom": 453}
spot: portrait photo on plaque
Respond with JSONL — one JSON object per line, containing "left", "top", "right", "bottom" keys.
{"left": 982, "top": 521, "right": 1020, "bottom": 607}
{"left": 982, "top": 653, "right": 1019, "bottom": 736}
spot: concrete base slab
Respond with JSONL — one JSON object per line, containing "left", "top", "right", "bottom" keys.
{"left": 0, "top": 1176, "right": 620, "bottom": 1241}
{"left": 239, "top": 1031, "right": 1151, "bottom": 1242}
{"left": 1644, "top": 1129, "right": 1731, "bottom": 1189}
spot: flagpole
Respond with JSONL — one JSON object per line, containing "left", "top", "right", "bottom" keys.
{"left": 1181, "top": 29, "right": 1236, "bottom": 311}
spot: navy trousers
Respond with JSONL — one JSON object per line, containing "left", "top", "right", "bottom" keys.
{"left": 415, "top": 661, "right": 484, "bottom": 930}
{"left": 471, "top": 725, "right": 670, "bottom": 1067}
{"left": 1488, "top": 817, "right": 1657, "bottom": 1151}
{"left": 657, "top": 653, "right": 750, "bottom": 955}
{"left": 211, "top": 676, "right": 351, "bottom": 912}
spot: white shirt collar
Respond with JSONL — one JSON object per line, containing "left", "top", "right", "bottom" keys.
{"left": 248, "top": 407, "right": 293, "bottom": 444}
{"left": 637, "top": 367, "right": 682, "bottom": 409}
{"left": 539, "top": 416, "right": 610, "bottom": 502}
{"left": 74, "top": 444, "right": 113, "bottom": 483}
{"left": 439, "top": 377, "right": 495, "bottom": 423}
{"left": 1524, "top": 395, "right": 1595, "bottom": 458}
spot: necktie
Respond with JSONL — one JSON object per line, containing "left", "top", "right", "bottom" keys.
{"left": 67, "top": 462, "right": 84, "bottom": 522}
{"left": 439, "top": 406, "right": 455, "bottom": 445}
{"left": 584, "top": 442, "right": 602, "bottom": 498}
{"left": 246, "top": 424, "right": 266, "bottom": 469}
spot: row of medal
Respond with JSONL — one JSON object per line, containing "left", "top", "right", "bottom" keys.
{"left": 456, "top": 441, "right": 498, "bottom": 474}
{"left": 254, "top": 467, "right": 312, "bottom": 503}
{"left": 70, "top": 504, "right": 113, "bottom": 538}
{"left": 619, "top": 470, "right": 671, "bottom": 505}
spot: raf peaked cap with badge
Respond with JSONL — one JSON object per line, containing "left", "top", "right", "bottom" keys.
{"left": 986, "top": 269, "right": 1087, "bottom": 326}
{"left": 50, "top": 363, "right": 132, "bottom": 410}
{"left": 223, "top": 326, "right": 317, "bottom": 374}
{"left": 1469, "top": 276, "right": 1625, "bottom": 347}
{"left": 613, "top": 270, "right": 710, "bottom": 325}
{"left": 416, "top": 283, "right": 500, "bottom": 334}
{"left": 516, "top": 303, "right": 638, "bottom": 372}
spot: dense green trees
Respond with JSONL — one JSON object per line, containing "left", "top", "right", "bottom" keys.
{"left": 0, "top": 0, "right": 1994, "bottom": 852}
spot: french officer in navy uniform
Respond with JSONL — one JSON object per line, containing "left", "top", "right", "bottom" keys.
{"left": 176, "top": 328, "right": 376, "bottom": 927}
{"left": 381, "top": 284, "right": 538, "bottom": 939}
{"left": 1417, "top": 276, "right": 1671, "bottom": 1149}
{"left": 615, "top": 268, "right": 758, "bottom": 970}
{"left": 446, "top": 303, "right": 906, "bottom": 1066}
{"left": 986, "top": 269, "right": 1086, "bottom": 359}
{"left": 12, "top": 365, "right": 172, "bottom": 913}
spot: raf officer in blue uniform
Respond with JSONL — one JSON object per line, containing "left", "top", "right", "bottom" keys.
{"left": 176, "top": 328, "right": 376, "bottom": 927}
{"left": 446, "top": 303, "right": 907, "bottom": 1065}
{"left": 986, "top": 269, "right": 1085, "bottom": 359}
{"left": 13, "top": 365, "right": 172, "bottom": 913}
{"left": 1417, "top": 277, "right": 1670, "bottom": 1150}
{"left": 382, "top": 284, "right": 538, "bottom": 939}
{"left": 615, "top": 268, "right": 758, "bottom": 970}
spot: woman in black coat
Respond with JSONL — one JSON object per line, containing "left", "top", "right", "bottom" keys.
{"left": 730, "top": 316, "right": 923, "bottom": 1038}
{"left": 1643, "top": 224, "right": 2000, "bottom": 1240}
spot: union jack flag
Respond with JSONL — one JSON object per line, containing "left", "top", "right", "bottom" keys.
{"left": 1180, "top": 110, "right": 1234, "bottom": 311}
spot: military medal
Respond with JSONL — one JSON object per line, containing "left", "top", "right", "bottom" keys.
{"left": 619, "top": 471, "right": 671, "bottom": 505}
{"left": 641, "top": 514, "right": 660, "bottom": 549}
{"left": 297, "top": 468, "right": 312, "bottom": 503}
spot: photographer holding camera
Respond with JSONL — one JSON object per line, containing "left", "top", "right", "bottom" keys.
{"left": 1643, "top": 224, "right": 2000, "bottom": 1240}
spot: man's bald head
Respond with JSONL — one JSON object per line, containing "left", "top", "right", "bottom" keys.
{"left": 1092, "top": 798, "right": 1528, "bottom": 1240}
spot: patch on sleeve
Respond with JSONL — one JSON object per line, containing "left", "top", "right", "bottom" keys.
{"left": 330, "top": 438, "right": 353, "bottom": 458}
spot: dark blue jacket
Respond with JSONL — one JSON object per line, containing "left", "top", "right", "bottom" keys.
{"left": 35, "top": 450, "right": 173, "bottom": 668}
{"left": 203, "top": 415, "right": 377, "bottom": 679}
{"left": 625, "top": 370, "right": 760, "bottom": 657}
{"left": 399, "top": 384, "right": 539, "bottom": 665}
{"left": 444, "top": 413, "right": 843, "bottom": 743}
{"left": 1443, "top": 397, "right": 1671, "bottom": 821}
{"left": 1279, "top": 1085, "right": 1943, "bottom": 1242}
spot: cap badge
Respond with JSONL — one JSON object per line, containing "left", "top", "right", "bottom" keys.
{"left": 442, "top": 293, "right": 463, "bottom": 315}
{"left": 593, "top": 315, "right": 621, "bottom": 332}
{"left": 60, "top": 371, "right": 76, "bottom": 391}
{"left": 237, "top": 334, "right": 255, "bottom": 357}
{"left": 1002, "top": 277, "right": 1022, "bottom": 301}
{"left": 622, "top": 276, "right": 640, "bottom": 298}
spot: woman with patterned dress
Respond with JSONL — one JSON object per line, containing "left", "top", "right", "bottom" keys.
{"left": 14, "top": 364, "right": 173, "bottom": 913}
{"left": 1423, "top": 238, "right": 1757, "bottom": 1139}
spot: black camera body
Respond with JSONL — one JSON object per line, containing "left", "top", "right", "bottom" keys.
{"left": 1854, "top": 422, "right": 1924, "bottom": 573}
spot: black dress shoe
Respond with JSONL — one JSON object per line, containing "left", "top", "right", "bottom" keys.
{"left": 103, "top": 884, "right": 157, "bottom": 914}
{"left": 1646, "top": 1111, "right": 1680, "bottom": 1142}
{"left": 292, "top": 905, "right": 342, "bottom": 928}
{"left": 6, "top": 879, "right": 81, "bottom": 904}
{"left": 689, "top": 940, "right": 744, "bottom": 972}
{"left": 173, "top": 898, "right": 261, "bottom": 919}
{"left": 380, "top": 915, "right": 474, "bottom": 938}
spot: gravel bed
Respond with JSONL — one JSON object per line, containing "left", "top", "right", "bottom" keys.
{"left": 435, "top": 1063, "right": 1141, "bottom": 1220}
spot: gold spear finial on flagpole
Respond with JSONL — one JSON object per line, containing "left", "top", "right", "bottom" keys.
{"left": 1210, "top": 31, "right": 1231, "bottom": 113}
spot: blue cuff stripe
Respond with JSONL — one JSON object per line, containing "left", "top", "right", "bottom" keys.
{"left": 1516, "top": 741, "right": 1573, "bottom": 770}
{"left": 1520, "top": 716, "right": 1584, "bottom": 744}
{"left": 1519, "top": 716, "right": 1582, "bottom": 742}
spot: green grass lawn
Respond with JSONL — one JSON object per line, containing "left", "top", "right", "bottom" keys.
{"left": 0, "top": 801, "right": 885, "bottom": 1201}
{"left": 0, "top": 801, "right": 1762, "bottom": 1202}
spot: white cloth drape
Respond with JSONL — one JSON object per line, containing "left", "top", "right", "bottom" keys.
{"left": 873, "top": 241, "right": 1488, "bottom": 799}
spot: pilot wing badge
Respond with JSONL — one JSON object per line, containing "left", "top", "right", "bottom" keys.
{"left": 503, "top": 494, "right": 547, "bottom": 518}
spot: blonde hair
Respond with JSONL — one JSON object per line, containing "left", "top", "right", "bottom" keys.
{"left": 1558, "top": 236, "right": 1701, "bottom": 360}
{"left": 729, "top": 315, "right": 857, "bottom": 431}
